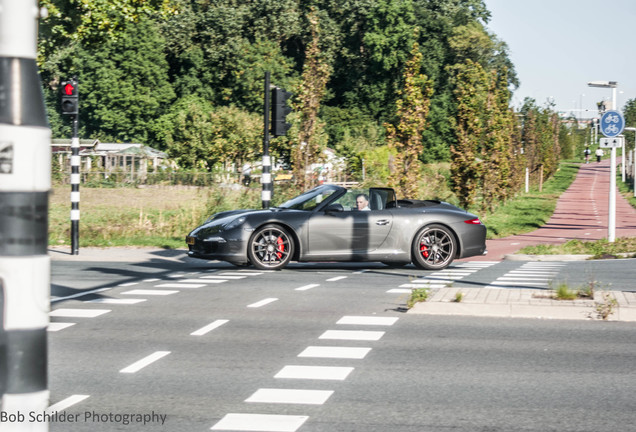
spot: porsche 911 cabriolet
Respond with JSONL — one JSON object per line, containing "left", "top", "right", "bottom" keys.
{"left": 186, "top": 185, "right": 486, "bottom": 270}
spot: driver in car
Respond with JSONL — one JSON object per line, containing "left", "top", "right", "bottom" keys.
{"left": 356, "top": 194, "right": 370, "bottom": 211}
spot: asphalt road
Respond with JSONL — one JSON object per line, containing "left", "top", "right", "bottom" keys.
{"left": 46, "top": 259, "right": 636, "bottom": 432}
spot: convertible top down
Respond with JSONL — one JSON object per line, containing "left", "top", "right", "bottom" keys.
{"left": 186, "top": 184, "right": 486, "bottom": 270}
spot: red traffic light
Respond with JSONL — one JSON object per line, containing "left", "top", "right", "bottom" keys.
{"left": 64, "top": 83, "right": 76, "bottom": 96}
{"left": 61, "top": 79, "right": 79, "bottom": 115}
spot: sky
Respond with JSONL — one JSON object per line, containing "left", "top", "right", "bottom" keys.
{"left": 483, "top": 0, "right": 636, "bottom": 118}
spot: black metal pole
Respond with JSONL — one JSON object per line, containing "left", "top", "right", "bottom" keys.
{"left": 262, "top": 71, "right": 272, "bottom": 209}
{"left": 70, "top": 114, "right": 79, "bottom": 254}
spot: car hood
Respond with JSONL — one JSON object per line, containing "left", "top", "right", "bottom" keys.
{"left": 190, "top": 208, "right": 284, "bottom": 237}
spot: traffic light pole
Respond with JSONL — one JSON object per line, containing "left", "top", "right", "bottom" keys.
{"left": 0, "top": 1, "right": 51, "bottom": 429}
{"left": 262, "top": 72, "right": 272, "bottom": 209}
{"left": 70, "top": 114, "right": 80, "bottom": 254}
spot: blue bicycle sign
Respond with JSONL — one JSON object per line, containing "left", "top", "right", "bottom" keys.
{"left": 600, "top": 110, "right": 625, "bottom": 137}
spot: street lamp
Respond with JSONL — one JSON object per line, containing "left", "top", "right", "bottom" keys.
{"left": 587, "top": 81, "right": 617, "bottom": 110}
{"left": 587, "top": 80, "right": 619, "bottom": 242}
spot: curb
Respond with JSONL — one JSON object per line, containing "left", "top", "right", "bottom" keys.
{"left": 505, "top": 253, "right": 636, "bottom": 261}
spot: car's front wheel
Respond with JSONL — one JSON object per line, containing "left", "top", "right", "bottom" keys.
{"left": 248, "top": 224, "right": 294, "bottom": 270}
{"left": 412, "top": 224, "right": 456, "bottom": 270}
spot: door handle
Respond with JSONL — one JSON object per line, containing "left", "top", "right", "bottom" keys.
{"left": 376, "top": 219, "right": 390, "bottom": 226}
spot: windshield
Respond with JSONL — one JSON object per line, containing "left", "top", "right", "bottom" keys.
{"left": 277, "top": 186, "right": 339, "bottom": 210}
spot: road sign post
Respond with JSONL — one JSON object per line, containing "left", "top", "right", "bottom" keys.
{"left": 600, "top": 110, "right": 625, "bottom": 243}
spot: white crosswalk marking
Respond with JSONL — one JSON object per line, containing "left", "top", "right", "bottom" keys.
{"left": 298, "top": 346, "right": 371, "bottom": 359}
{"left": 275, "top": 365, "right": 354, "bottom": 380}
{"left": 50, "top": 309, "right": 110, "bottom": 318}
{"left": 154, "top": 283, "right": 205, "bottom": 288}
{"left": 122, "top": 289, "right": 178, "bottom": 296}
{"left": 245, "top": 388, "right": 333, "bottom": 405}
{"left": 48, "top": 322, "right": 75, "bottom": 332}
{"left": 336, "top": 316, "right": 398, "bottom": 326}
{"left": 211, "top": 413, "right": 308, "bottom": 432}
{"left": 86, "top": 298, "right": 146, "bottom": 305}
{"left": 319, "top": 330, "right": 385, "bottom": 341}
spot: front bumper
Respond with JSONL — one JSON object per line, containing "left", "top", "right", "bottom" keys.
{"left": 186, "top": 235, "right": 248, "bottom": 264}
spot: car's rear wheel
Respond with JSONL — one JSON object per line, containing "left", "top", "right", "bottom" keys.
{"left": 248, "top": 224, "right": 294, "bottom": 270}
{"left": 412, "top": 224, "right": 456, "bottom": 270}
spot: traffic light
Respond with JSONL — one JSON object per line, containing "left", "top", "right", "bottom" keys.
{"left": 271, "top": 87, "right": 292, "bottom": 136}
{"left": 60, "top": 78, "right": 78, "bottom": 115}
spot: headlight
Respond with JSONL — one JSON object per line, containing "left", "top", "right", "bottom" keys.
{"left": 223, "top": 216, "right": 246, "bottom": 230}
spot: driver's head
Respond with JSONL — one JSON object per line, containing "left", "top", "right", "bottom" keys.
{"left": 356, "top": 194, "right": 369, "bottom": 210}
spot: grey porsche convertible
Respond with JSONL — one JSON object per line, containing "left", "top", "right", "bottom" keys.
{"left": 186, "top": 184, "right": 486, "bottom": 270}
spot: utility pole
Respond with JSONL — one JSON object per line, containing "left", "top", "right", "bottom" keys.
{"left": 0, "top": 0, "right": 51, "bottom": 429}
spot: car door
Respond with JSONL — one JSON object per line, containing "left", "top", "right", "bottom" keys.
{"left": 306, "top": 209, "right": 393, "bottom": 258}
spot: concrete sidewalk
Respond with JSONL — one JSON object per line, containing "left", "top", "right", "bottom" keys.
{"left": 409, "top": 286, "right": 636, "bottom": 322}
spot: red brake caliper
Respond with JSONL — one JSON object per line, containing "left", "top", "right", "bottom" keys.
{"left": 276, "top": 237, "right": 285, "bottom": 259}
{"left": 420, "top": 243, "right": 429, "bottom": 258}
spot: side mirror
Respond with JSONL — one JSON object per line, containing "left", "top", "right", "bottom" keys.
{"left": 324, "top": 203, "right": 344, "bottom": 213}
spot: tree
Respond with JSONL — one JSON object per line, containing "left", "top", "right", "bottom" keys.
{"left": 385, "top": 38, "right": 433, "bottom": 199}
{"left": 292, "top": 9, "right": 332, "bottom": 189}
{"left": 450, "top": 60, "right": 486, "bottom": 208}
{"left": 156, "top": 97, "right": 261, "bottom": 170}
{"left": 76, "top": 18, "right": 175, "bottom": 143}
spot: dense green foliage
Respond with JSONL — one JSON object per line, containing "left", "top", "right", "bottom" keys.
{"left": 39, "top": 0, "right": 587, "bottom": 209}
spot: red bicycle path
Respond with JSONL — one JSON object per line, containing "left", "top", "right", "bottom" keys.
{"left": 463, "top": 158, "right": 636, "bottom": 261}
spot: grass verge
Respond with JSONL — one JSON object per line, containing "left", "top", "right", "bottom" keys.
{"left": 481, "top": 162, "right": 580, "bottom": 239}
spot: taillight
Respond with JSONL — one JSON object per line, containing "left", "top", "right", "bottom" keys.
{"left": 464, "top": 218, "right": 482, "bottom": 225}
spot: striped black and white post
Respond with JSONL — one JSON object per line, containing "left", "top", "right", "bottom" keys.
{"left": 262, "top": 72, "right": 272, "bottom": 208}
{"left": 0, "top": 1, "right": 51, "bottom": 429}
{"left": 70, "top": 125, "right": 79, "bottom": 255}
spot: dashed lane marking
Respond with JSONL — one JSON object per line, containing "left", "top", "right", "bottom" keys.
{"left": 326, "top": 276, "right": 348, "bottom": 282}
{"left": 120, "top": 351, "right": 170, "bottom": 374}
{"left": 47, "top": 395, "right": 90, "bottom": 414}
{"left": 247, "top": 298, "right": 278, "bottom": 308}
{"left": 191, "top": 319, "right": 229, "bottom": 336}
{"left": 295, "top": 284, "right": 320, "bottom": 291}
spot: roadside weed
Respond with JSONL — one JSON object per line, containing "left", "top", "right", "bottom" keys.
{"left": 407, "top": 288, "right": 430, "bottom": 309}
{"left": 594, "top": 293, "right": 618, "bottom": 320}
